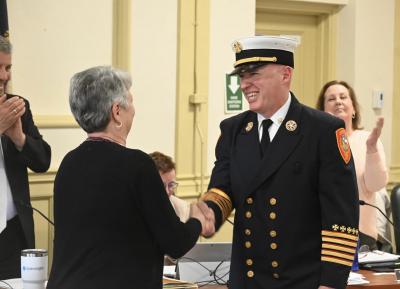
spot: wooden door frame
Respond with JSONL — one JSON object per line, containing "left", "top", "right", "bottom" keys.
{"left": 256, "top": 0, "right": 343, "bottom": 91}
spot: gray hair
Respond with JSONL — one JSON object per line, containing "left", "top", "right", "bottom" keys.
{"left": 0, "top": 35, "right": 12, "bottom": 54}
{"left": 69, "top": 66, "right": 132, "bottom": 133}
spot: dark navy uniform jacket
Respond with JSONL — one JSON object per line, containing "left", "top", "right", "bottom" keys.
{"left": 204, "top": 94, "right": 359, "bottom": 289}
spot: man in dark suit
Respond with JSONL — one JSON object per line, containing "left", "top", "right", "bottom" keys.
{"left": 201, "top": 36, "right": 359, "bottom": 289}
{"left": 0, "top": 35, "right": 51, "bottom": 280}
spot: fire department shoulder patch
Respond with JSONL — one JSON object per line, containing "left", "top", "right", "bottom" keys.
{"left": 336, "top": 128, "right": 351, "bottom": 164}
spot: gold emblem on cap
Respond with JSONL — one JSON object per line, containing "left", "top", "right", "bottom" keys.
{"left": 233, "top": 41, "right": 243, "bottom": 53}
{"left": 285, "top": 120, "right": 297, "bottom": 131}
{"left": 245, "top": 122, "right": 253, "bottom": 132}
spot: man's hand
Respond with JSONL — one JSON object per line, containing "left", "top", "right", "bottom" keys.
{"left": 318, "top": 286, "right": 335, "bottom": 289}
{"left": 190, "top": 201, "right": 215, "bottom": 237}
{"left": 0, "top": 94, "right": 25, "bottom": 133}
{"left": 366, "top": 116, "right": 384, "bottom": 154}
{"left": 5, "top": 117, "right": 26, "bottom": 149}
{"left": 197, "top": 201, "right": 215, "bottom": 237}
{"left": 0, "top": 95, "right": 26, "bottom": 149}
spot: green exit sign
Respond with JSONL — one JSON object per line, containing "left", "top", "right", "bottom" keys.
{"left": 225, "top": 74, "right": 243, "bottom": 113}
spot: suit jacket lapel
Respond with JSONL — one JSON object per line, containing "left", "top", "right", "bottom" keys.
{"left": 231, "top": 111, "right": 263, "bottom": 193}
{"left": 248, "top": 94, "right": 304, "bottom": 194}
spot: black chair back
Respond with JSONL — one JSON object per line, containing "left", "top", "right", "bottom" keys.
{"left": 390, "top": 184, "right": 400, "bottom": 253}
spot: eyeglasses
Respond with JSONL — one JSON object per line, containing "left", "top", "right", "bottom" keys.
{"left": 165, "top": 181, "right": 179, "bottom": 192}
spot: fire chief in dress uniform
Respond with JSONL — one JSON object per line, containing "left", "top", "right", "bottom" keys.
{"left": 201, "top": 36, "right": 359, "bottom": 289}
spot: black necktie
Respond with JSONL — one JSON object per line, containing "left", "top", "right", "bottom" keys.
{"left": 260, "top": 119, "right": 273, "bottom": 157}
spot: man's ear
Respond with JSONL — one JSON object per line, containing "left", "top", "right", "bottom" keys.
{"left": 282, "top": 66, "right": 293, "bottom": 82}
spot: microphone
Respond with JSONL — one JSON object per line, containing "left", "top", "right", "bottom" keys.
{"left": 359, "top": 200, "right": 395, "bottom": 229}
{"left": 16, "top": 200, "right": 54, "bottom": 226}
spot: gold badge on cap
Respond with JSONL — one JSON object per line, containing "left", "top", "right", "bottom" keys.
{"left": 232, "top": 41, "right": 243, "bottom": 53}
{"left": 245, "top": 122, "right": 254, "bottom": 132}
{"left": 285, "top": 120, "right": 297, "bottom": 131}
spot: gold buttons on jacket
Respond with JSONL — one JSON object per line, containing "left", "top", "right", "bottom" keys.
{"left": 273, "top": 273, "right": 279, "bottom": 279}
{"left": 270, "top": 230, "right": 277, "bottom": 237}
{"left": 245, "top": 211, "right": 252, "bottom": 218}
{"left": 269, "top": 212, "right": 276, "bottom": 220}
{"left": 247, "top": 270, "right": 254, "bottom": 278}
{"left": 269, "top": 198, "right": 277, "bottom": 205}
{"left": 272, "top": 261, "right": 279, "bottom": 268}
{"left": 245, "top": 241, "right": 252, "bottom": 248}
{"left": 270, "top": 243, "right": 277, "bottom": 250}
{"left": 246, "top": 259, "right": 253, "bottom": 266}
{"left": 245, "top": 229, "right": 251, "bottom": 236}
{"left": 246, "top": 197, "right": 253, "bottom": 204}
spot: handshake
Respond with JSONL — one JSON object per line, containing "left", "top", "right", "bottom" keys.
{"left": 190, "top": 201, "right": 216, "bottom": 237}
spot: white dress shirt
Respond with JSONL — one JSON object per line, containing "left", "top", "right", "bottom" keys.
{"left": 257, "top": 93, "right": 291, "bottom": 142}
{"left": 0, "top": 137, "right": 17, "bottom": 233}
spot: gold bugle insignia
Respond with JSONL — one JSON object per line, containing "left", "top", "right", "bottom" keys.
{"left": 245, "top": 122, "right": 253, "bottom": 132}
{"left": 285, "top": 120, "right": 297, "bottom": 131}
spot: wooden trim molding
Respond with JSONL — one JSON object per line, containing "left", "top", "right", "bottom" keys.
{"left": 33, "top": 115, "right": 79, "bottom": 129}
{"left": 176, "top": 174, "right": 211, "bottom": 199}
{"left": 391, "top": 0, "right": 400, "bottom": 187}
{"left": 112, "top": 0, "right": 131, "bottom": 70}
{"left": 389, "top": 165, "right": 400, "bottom": 187}
{"left": 257, "top": 0, "right": 344, "bottom": 14}
{"left": 28, "top": 170, "right": 56, "bottom": 185}
{"left": 176, "top": 0, "right": 210, "bottom": 197}
{"left": 256, "top": 0, "right": 341, "bottom": 91}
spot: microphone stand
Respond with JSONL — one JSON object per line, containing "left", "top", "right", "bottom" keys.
{"left": 16, "top": 200, "right": 54, "bottom": 226}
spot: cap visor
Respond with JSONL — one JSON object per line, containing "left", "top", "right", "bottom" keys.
{"left": 229, "top": 62, "right": 268, "bottom": 75}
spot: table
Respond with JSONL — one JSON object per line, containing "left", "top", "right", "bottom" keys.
{"left": 349, "top": 270, "right": 400, "bottom": 288}
{"left": 200, "top": 270, "right": 400, "bottom": 289}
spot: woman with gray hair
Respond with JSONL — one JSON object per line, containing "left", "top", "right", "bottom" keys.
{"left": 47, "top": 66, "right": 213, "bottom": 289}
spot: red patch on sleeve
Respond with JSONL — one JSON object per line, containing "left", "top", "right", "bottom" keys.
{"left": 336, "top": 128, "right": 351, "bottom": 164}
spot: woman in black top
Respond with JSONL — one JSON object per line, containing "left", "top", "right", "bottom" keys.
{"left": 47, "top": 66, "right": 213, "bottom": 289}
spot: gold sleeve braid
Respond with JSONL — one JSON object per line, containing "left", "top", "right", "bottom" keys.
{"left": 200, "top": 188, "right": 233, "bottom": 222}
{"left": 321, "top": 229, "right": 358, "bottom": 267}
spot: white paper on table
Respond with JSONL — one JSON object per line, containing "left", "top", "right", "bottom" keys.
{"left": 347, "top": 272, "right": 370, "bottom": 285}
{"left": 358, "top": 250, "right": 400, "bottom": 264}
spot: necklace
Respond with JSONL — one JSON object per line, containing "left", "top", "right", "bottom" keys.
{"left": 86, "top": 135, "right": 125, "bottom": 146}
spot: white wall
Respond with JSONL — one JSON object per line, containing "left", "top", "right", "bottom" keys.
{"left": 336, "top": 0, "right": 395, "bottom": 165}
{"left": 7, "top": 0, "right": 178, "bottom": 168}
{"left": 8, "top": 0, "right": 114, "bottom": 168}
{"left": 129, "top": 0, "right": 177, "bottom": 157}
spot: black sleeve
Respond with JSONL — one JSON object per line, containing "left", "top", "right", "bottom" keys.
{"left": 19, "top": 98, "right": 51, "bottom": 172}
{"left": 318, "top": 119, "right": 359, "bottom": 288}
{"left": 136, "top": 156, "right": 201, "bottom": 259}
{"left": 206, "top": 119, "right": 234, "bottom": 231}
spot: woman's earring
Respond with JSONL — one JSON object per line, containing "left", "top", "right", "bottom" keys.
{"left": 116, "top": 122, "right": 123, "bottom": 129}
{"left": 352, "top": 112, "right": 356, "bottom": 119}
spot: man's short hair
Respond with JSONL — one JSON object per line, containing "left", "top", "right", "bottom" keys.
{"left": 0, "top": 35, "right": 12, "bottom": 54}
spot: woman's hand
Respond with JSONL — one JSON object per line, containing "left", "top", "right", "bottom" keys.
{"left": 366, "top": 117, "right": 384, "bottom": 154}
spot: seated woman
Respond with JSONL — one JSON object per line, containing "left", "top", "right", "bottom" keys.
{"left": 47, "top": 66, "right": 213, "bottom": 289}
{"left": 149, "top": 151, "right": 190, "bottom": 222}
{"left": 316, "top": 80, "right": 388, "bottom": 250}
